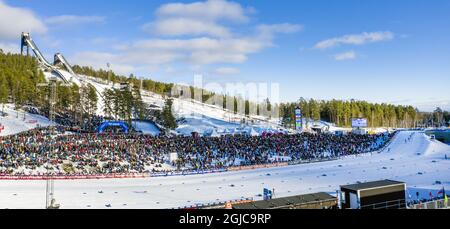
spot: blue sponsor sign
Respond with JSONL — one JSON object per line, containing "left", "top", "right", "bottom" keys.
{"left": 263, "top": 188, "right": 273, "bottom": 200}
{"left": 295, "top": 108, "right": 302, "bottom": 131}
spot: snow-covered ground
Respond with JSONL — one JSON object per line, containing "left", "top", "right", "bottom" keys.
{"left": 132, "top": 121, "right": 161, "bottom": 136}
{"left": 0, "top": 104, "right": 55, "bottom": 136}
{"left": 0, "top": 131, "right": 449, "bottom": 209}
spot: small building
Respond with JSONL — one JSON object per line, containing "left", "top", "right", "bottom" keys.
{"left": 340, "top": 180, "right": 406, "bottom": 209}
{"left": 232, "top": 192, "right": 338, "bottom": 209}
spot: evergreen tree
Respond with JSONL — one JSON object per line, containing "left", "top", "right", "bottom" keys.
{"left": 162, "top": 98, "right": 177, "bottom": 129}
{"left": 103, "top": 88, "right": 114, "bottom": 118}
{"left": 87, "top": 84, "right": 98, "bottom": 116}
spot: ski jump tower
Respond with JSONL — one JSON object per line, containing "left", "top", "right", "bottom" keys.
{"left": 20, "top": 32, "right": 113, "bottom": 116}
{"left": 20, "top": 32, "right": 74, "bottom": 83}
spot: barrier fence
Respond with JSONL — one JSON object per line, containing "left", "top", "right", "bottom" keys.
{"left": 178, "top": 197, "right": 254, "bottom": 209}
{"left": 150, "top": 168, "right": 227, "bottom": 177}
{"left": 361, "top": 199, "right": 407, "bottom": 209}
{"left": 409, "top": 199, "right": 448, "bottom": 209}
{"left": 0, "top": 173, "right": 147, "bottom": 180}
{"left": 0, "top": 162, "right": 290, "bottom": 180}
{"left": 227, "top": 162, "right": 289, "bottom": 172}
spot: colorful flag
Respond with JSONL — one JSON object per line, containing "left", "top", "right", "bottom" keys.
{"left": 445, "top": 195, "right": 448, "bottom": 207}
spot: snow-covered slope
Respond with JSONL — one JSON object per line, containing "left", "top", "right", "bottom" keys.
{"left": 78, "top": 74, "right": 287, "bottom": 136}
{"left": 1, "top": 131, "right": 449, "bottom": 209}
{"left": 132, "top": 121, "right": 161, "bottom": 136}
{"left": 46, "top": 69, "right": 286, "bottom": 135}
{"left": 0, "top": 104, "right": 55, "bottom": 136}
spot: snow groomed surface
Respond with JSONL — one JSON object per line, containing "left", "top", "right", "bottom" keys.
{"left": 0, "top": 131, "right": 449, "bottom": 209}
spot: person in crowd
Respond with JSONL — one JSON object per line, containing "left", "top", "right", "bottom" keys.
{"left": 0, "top": 126, "right": 393, "bottom": 176}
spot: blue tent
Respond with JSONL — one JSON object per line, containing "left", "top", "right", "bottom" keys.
{"left": 97, "top": 121, "right": 129, "bottom": 134}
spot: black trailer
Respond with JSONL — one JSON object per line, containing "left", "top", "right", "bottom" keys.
{"left": 340, "top": 180, "right": 406, "bottom": 209}
{"left": 232, "top": 192, "right": 338, "bottom": 209}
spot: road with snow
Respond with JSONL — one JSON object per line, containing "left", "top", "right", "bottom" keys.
{"left": 0, "top": 131, "right": 449, "bottom": 209}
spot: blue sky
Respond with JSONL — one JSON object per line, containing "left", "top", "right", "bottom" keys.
{"left": 0, "top": 0, "right": 449, "bottom": 111}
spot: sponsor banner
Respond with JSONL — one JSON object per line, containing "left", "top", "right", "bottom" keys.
{"left": 0, "top": 173, "right": 147, "bottom": 180}
{"left": 150, "top": 169, "right": 227, "bottom": 177}
{"left": 227, "top": 162, "right": 289, "bottom": 172}
{"left": 0, "top": 161, "right": 295, "bottom": 180}
{"left": 352, "top": 118, "right": 368, "bottom": 128}
{"left": 295, "top": 108, "right": 302, "bottom": 130}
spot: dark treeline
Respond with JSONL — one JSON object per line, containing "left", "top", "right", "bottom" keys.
{"left": 280, "top": 98, "right": 450, "bottom": 128}
{"left": 0, "top": 52, "right": 98, "bottom": 126}
{"left": 64, "top": 64, "right": 450, "bottom": 128}
{"left": 0, "top": 51, "right": 45, "bottom": 106}
{"left": 420, "top": 107, "right": 450, "bottom": 127}
{"left": 73, "top": 65, "right": 174, "bottom": 96}
{"left": 2, "top": 51, "right": 448, "bottom": 128}
{"left": 72, "top": 64, "right": 276, "bottom": 119}
{"left": 103, "top": 83, "right": 146, "bottom": 126}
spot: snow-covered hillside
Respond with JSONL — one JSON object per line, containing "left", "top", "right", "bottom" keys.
{"left": 46, "top": 68, "right": 288, "bottom": 136}
{"left": 1, "top": 131, "right": 448, "bottom": 209}
{"left": 132, "top": 121, "right": 161, "bottom": 136}
{"left": 141, "top": 89, "right": 287, "bottom": 136}
{"left": 0, "top": 104, "right": 55, "bottom": 136}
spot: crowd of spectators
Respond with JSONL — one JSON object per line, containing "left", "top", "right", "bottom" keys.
{"left": 0, "top": 126, "right": 393, "bottom": 175}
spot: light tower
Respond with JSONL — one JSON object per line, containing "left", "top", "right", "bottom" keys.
{"left": 37, "top": 77, "right": 71, "bottom": 209}
{"left": 21, "top": 32, "right": 30, "bottom": 56}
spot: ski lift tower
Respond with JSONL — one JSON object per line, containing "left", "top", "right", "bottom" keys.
{"left": 37, "top": 77, "right": 71, "bottom": 209}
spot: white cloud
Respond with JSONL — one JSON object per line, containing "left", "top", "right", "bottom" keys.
{"left": 71, "top": 51, "right": 136, "bottom": 75}
{"left": 45, "top": 15, "right": 106, "bottom": 26}
{"left": 145, "top": 0, "right": 255, "bottom": 38}
{"left": 143, "top": 18, "right": 231, "bottom": 38}
{"left": 0, "top": 1, "right": 47, "bottom": 40}
{"left": 315, "top": 31, "right": 394, "bottom": 50}
{"left": 71, "top": 0, "right": 301, "bottom": 75}
{"left": 255, "top": 23, "right": 303, "bottom": 46}
{"left": 118, "top": 35, "right": 272, "bottom": 65}
{"left": 70, "top": 27, "right": 298, "bottom": 75}
{"left": 214, "top": 67, "right": 240, "bottom": 75}
{"left": 0, "top": 42, "right": 18, "bottom": 53}
{"left": 334, "top": 51, "right": 357, "bottom": 61}
{"left": 156, "top": 0, "right": 249, "bottom": 23}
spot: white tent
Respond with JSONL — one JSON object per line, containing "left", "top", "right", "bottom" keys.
{"left": 249, "top": 128, "right": 260, "bottom": 136}
{"left": 210, "top": 129, "right": 221, "bottom": 137}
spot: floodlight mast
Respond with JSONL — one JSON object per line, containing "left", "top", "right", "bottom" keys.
{"left": 37, "top": 77, "right": 71, "bottom": 209}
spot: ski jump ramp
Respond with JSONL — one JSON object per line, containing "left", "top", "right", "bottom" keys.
{"left": 21, "top": 33, "right": 112, "bottom": 114}
{"left": 21, "top": 33, "right": 72, "bottom": 83}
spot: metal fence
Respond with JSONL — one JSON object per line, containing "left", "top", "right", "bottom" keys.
{"left": 360, "top": 199, "right": 407, "bottom": 209}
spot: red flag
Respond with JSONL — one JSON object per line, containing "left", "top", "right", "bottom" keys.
{"left": 429, "top": 191, "right": 433, "bottom": 198}
{"left": 437, "top": 187, "right": 445, "bottom": 196}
